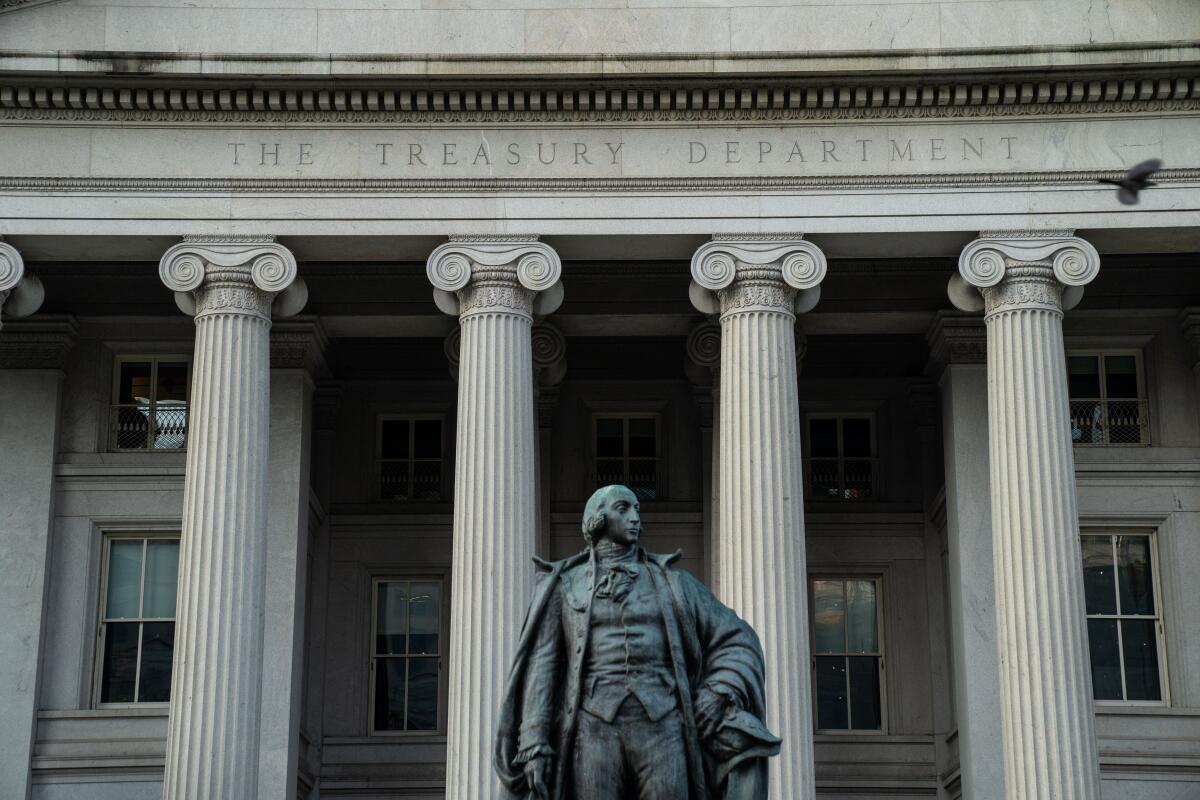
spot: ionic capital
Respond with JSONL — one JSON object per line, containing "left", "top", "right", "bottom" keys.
{"left": 952, "top": 230, "right": 1100, "bottom": 316}
{"left": 426, "top": 236, "right": 563, "bottom": 320}
{"left": 689, "top": 235, "right": 826, "bottom": 317}
{"left": 531, "top": 321, "right": 567, "bottom": 387}
{"left": 159, "top": 236, "right": 305, "bottom": 322}
{"left": 0, "top": 238, "right": 45, "bottom": 330}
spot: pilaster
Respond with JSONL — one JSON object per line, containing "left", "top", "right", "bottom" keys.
{"left": 690, "top": 234, "right": 826, "bottom": 800}
{"left": 158, "top": 236, "right": 304, "bottom": 800}
{"left": 954, "top": 231, "right": 1102, "bottom": 800}
{"left": 0, "top": 317, "right": 75, "bottom": 800}
{"left": 427, "top": 236, "right": 562, "bottom": 800}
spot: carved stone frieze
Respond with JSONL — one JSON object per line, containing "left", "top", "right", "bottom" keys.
{"left": 159, "top": 236, "right": 302, "bottom": 322}
{"left": 427, "top": 238, "right": 562, "bottom": 320}
{"left": 0, "top": 317, "right": 77, "bottom": 370}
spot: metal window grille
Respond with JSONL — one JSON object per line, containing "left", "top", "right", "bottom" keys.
{"left": 95, "top": 535, "right": 179, "bottom": 706}
{"left": 593, "top": 414, "right": 660, "bottom": 499}
{"left": 1081, "top": 532, "right": 1166, "bottom": 704}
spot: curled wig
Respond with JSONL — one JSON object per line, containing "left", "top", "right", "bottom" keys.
{"left": 580, "top": 484, "right": 635, "bottom": 546}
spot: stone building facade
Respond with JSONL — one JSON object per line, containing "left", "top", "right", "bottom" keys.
{"left": 1, "top": 1, "right": 1199, "bottom": 798}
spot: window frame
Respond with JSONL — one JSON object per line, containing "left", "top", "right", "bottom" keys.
{"left": 374, "top": 414, "right": 447, "bottom": 504}
{"left": 808, "top": 574, "right": 888, "bottom": 735}
{"left": 109, "top": 355, "right": 192, "bottom": 452}
{"left": 1081, "top": 528, "right": 1170, "bottom": 707}
{"left": 1066, "top": 348, "right": 1149, "bottom": 447}
{"left": 367, "top": 574, "right": 449, "bottom": 736}
{"left": 590, "top": 412, "right": 662, "bottom": 499}
{"left": 93, "top": 532, "right": 181, "bottom": 709}
{"left": 803, "top": 412, "right": 878, "bottom": 501}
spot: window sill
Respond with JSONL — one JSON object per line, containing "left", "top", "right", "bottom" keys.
{"left": 39, "top": 707, "right": 168, "bottom": 720}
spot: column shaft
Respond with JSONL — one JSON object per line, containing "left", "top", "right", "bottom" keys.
{"left": 159, "top": 238, "right": 301, "bottom": 800}
{"left": 985, "top": 295, "right": 1101, "bottom": 799}
{"left": 446, "top": 304, "right": 536, "bottom": 798}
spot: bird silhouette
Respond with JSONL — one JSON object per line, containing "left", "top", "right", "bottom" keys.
{"left": 1099, "top": 158, "right": 1163, "bottom": 205}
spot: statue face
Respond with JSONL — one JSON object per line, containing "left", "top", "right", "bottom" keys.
{"left": 600, "top": 488, "right": 641, "bottom": 546}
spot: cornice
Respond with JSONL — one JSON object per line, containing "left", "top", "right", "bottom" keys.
{"left": 5, "top": 170, "right": 1198, "bottom": 194}
{"left": 0, "top": 73, "right": 1197, "bottom": 124}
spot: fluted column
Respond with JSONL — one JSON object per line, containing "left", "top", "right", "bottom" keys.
{"left": 427, "top": 236, "right": 563, "bottom": 799}
{"left": 954, "top": 231, "right": 1102, "bottom": 800}
{"left": 158, "top": 236, "right": 305, "bottom": 800}
{"left": 690, "top": 235, "right": 826, "bottom": 800}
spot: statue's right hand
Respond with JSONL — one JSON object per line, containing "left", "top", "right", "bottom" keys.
{"left": 524, "top": 755, "right": 551, "bottom": 800}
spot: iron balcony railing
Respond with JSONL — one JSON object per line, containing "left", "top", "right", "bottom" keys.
{"left": 806, "top": 457, "right": 878, "bottom": 500}
{"left": 110, "top": 402, "right": 188, "bottom": 451}
{"left": 1069, "top": 398, "right": 1149, "bottom": 446}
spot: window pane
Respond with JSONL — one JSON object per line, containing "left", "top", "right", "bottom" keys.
{"left": 1104, "top": 356, "right": 1139, "bottom": 399}
{"left": 118, "top": 361, "right": 152, "bottom": 404}
{"left": 812, "top": 580, "right": 846, "bottom": 653}
{"left": 1116, "top": 536, "right": 1154, "bottom": 615}
{"left": 1087, "top": 619, "right": 1123, "bottom": 700}
{"left": 156, "top": 362, "right": 189, "bottom": 403}
{"left": 846, "top": 581, "right": 877, "bottom": 653}
{"left": 1120, "top": 619, "right": 1162, "bottom": 702}
{"left": 114, "top": 405, "right": 150, "bottom": 449}
{"left": 100, "top": 622, "right": 140, "bottom": 703}
{"left": 143, "top": 540, "right": 179, "bottom": 618}
{"left": 628, "top": 418, "right": 656, "bottom": 458}
{"left": 408, "top": 582, "right": 440, "bottom": 655}
{"left": 848, "top": 656, "right": 882, "bottom": 730}
{"left": 1070, "top": 400, "right": 1104, "bottom": 444}
{"left": 808, "top": 418, "right": 838, "bottom": 458}
{"left": 1068, "top": 356, "right": 1101, "bottom": 398}
{"left": 407, "top": 658, "right": 439, "bottom": 731}
{"left": 106, "top": 540, "right": 143, "bottom": 619}
{"left": 153, "top": 403, "right": 188, "bottom": 450}
{"left": 842, "top": 460, "right": 873, "bottom": 500}
{"left": 841, "top": 418, "right": 872, "bottom": 457}
{"left": 1106, "top": 399, "right": 1144, "bottom": 445}
{"left": 413, "top": 420, "right": 441, "bottom": 459}
{"left": 1080, "top": 536, "right": 1117, "bottom": 616}
{"left": 380, "top": 420, "right": 409, "bottom": 460}
{"left": 376, "top": 582, "right": 408, "bottom": 655}
{"left": 373, "top": 658, "right": 406, "bottom": 731}
{"left": 814, "top": 656, "right": 848, "bottom": 730}
{"left": 596, "top": 418, "right": 623, "bottom": 457}
{"left": 138, "top": 622, "right": 175, "bottom": 702}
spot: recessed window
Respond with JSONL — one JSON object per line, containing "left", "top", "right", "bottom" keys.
{"left": 806, "top": 414, "right": 875, "bottom": 500}
{"left": 1068, "top": 352, "right": 1148, "bottom": 445}
{"left": 593, "top": 414, "right": 659, "bottom": 500}
{"left": 111, "top": 358, "right": 190, "bottom": 450}
{"left": 1081, "top": 531, "right": 1165, "bottom": 703}
{"left": 96, "top": 536, "right": 180, "bottom": 705}
{"left": 811, "top": 578, "right": 884, "bottom": 731}
{"left": 377, "top": 417, "right": 444, "bottom": 502}
{"left": 371, "top": 579, "right": 443, "bottom": 733}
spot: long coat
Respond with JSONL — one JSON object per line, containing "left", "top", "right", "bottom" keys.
{"left": 494, "top": 548, "right": 779, "bottom": 799}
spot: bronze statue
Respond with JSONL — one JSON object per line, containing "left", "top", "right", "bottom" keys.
{"left": 495, "top": 484, "right": 779, "bottom": 799}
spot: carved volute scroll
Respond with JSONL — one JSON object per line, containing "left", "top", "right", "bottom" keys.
{"left": 0, "top": 237, "right": 44, "bottom": 329}
{"left": 159, "top": 235, "right": 305, "bottom": 322}
{"left": 952, "top": 230, "right": 1100, "bottom": 316}
{"left": 689, "top": 235, "right": 827, "bottom": 318}
{"left": 426, "top": 236, "right": 563, "bottom": 320}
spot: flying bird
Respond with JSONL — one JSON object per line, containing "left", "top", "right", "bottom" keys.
{"left": 1099, "top": 158, "right": 1163, "bottom": 205}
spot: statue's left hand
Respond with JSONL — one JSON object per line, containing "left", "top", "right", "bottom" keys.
{"left": 694, "top": 687, "right": 732, "bottom": 740}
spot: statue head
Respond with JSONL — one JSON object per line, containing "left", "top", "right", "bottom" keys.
{"left": 581, "top": 484, "right": 642, "bottom": 547}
